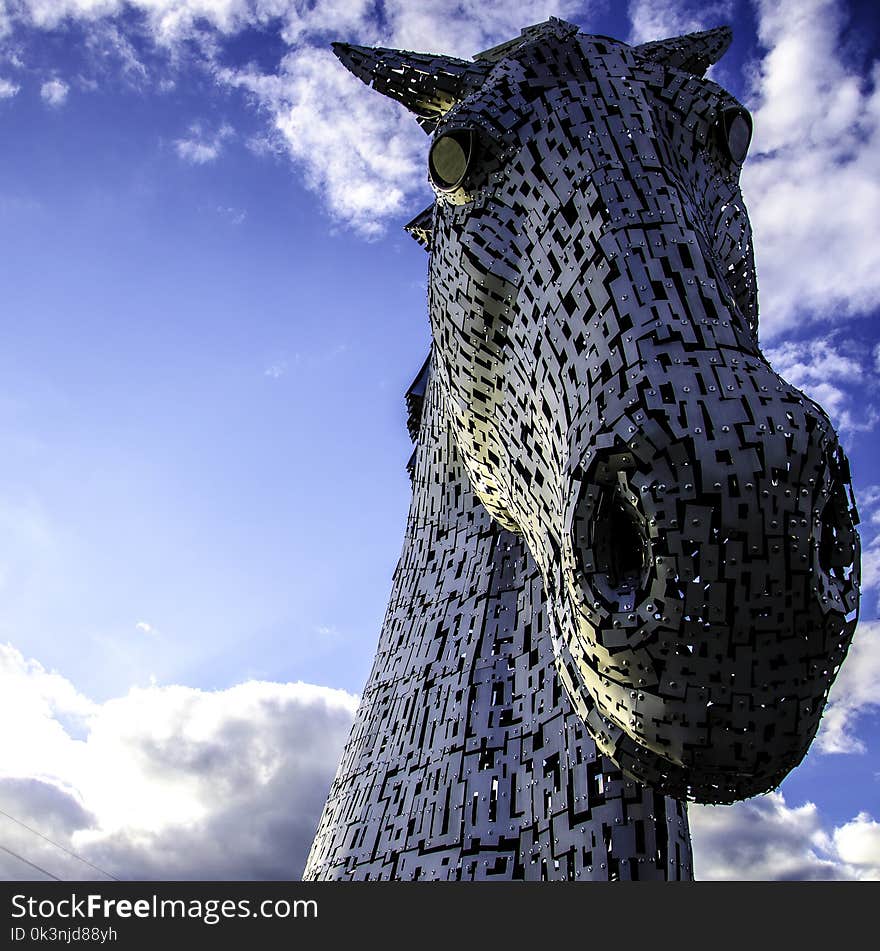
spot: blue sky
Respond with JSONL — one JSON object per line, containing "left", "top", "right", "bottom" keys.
{"left": 0, "top": 0, "right": 878, "bottom": 881}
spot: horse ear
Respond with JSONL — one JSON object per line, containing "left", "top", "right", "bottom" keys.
{"left": 404, "top": 204, "right": 434, "bottom": 250}
{"left": 332, "top": 42, "right": 491, "bottom": 133}
{"left": 634, "top": 25, "right": 732, "bottom": 76}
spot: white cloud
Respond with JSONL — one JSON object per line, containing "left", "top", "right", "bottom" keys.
{"left": 174, "top": 121, "right": 234, "bottom": 164}
{"left": 40, "top": 78, "right": 68, "bottom": 106}
{"left": 690, "top": 791, "right": 880, "bottom": 880}
{"left": 0, "top": 76, "right": 18, "bottom": 97}
{"left": 0, "top": 643, "right": 356, "bottom": 880}
{"left": 833, "top": 813, "right": 880, "bottom": 872}
{"left": 743, "top": 0, "right": 880, "bottom": 336}
{"left": 134, "top": 621, "right": 157, "bottom": 636}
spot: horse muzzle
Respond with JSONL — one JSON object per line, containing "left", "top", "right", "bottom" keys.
{"left": 556, "top": 366, "right": 860, "bottom": 801}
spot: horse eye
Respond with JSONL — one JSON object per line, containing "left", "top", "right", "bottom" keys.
{"left": 429, "top": 129, "right": 475, "bottom": 190}
{"left": 718, "top": 107, "right": 752, "bottom": 165}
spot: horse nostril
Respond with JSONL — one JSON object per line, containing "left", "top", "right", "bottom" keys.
{"left": 817, "top": 477, "right": 857, "bottom": 582}
{"left": 574, "top": 482, "right": 650, "bottom": 605}
{"left": 596, "top": 496, "right": 647, "bottom": 588}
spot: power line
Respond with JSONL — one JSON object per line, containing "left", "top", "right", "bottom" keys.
{"left": 0, "top": 808, "right": 119, "bottom": 881}
{"left": 0, "top": 843, "right": 63, "bottom": 881}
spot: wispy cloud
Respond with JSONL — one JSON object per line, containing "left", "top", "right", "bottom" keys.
{"left": 627, "top": 0, "right": 734, "bottom": 44}
{"left": 264, "top": 361, "right": 287, "bottom": 379}
{"left": 40, "top": 78, "right": 68, "bottom": 107}
{"left": 221, "top": 49, "right": 423, "bottom": 237}
{"left": 2, "top": 1, "right": 259, "bottom": 44}
{"left": 174, "top": 121, "right": 234, "bottom": 164}
{"left": 764, "top": 334, "right": 879, "bottom": 434}
{"left": 87, "top": 21, "right": 147, "bottom": 79}
{"left": 0, "top": 76, "right": 19, "bottom": 98}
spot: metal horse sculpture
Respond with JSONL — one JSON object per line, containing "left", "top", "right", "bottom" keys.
{"left": 304, "top": 19, "right": 860, "bottom": 881}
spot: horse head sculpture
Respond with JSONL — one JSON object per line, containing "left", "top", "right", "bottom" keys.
{"left": 334, "top": 18, "right": 860, "bottom": 804}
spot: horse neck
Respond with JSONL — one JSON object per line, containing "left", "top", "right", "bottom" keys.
{"left": 303, "top": 354, "right": 692, "bottom": 880}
